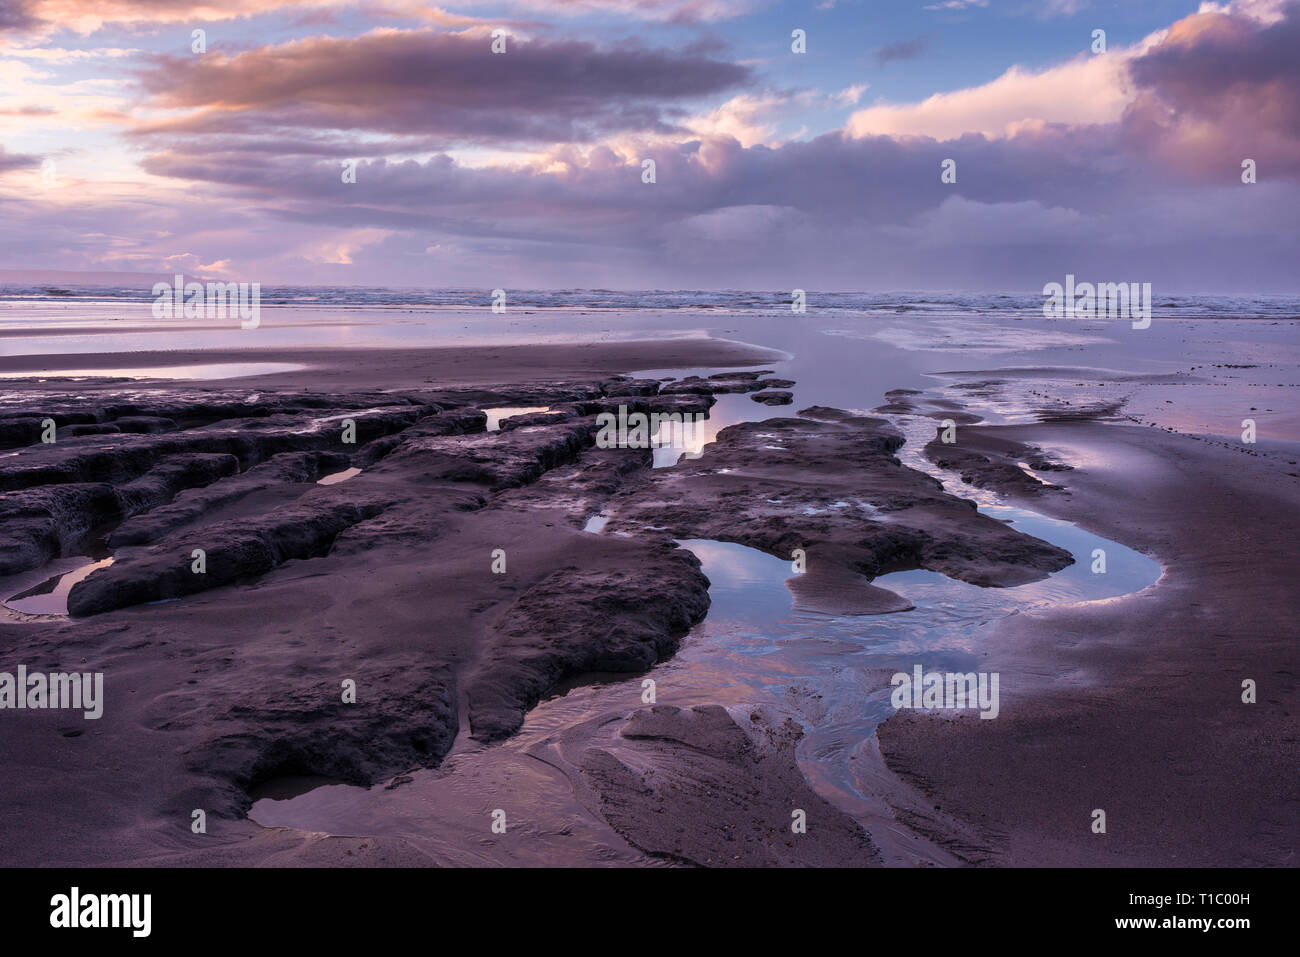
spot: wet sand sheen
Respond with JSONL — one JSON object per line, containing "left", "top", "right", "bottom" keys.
{"left": 0, "top": 362, "right": 304, "bottom": 380}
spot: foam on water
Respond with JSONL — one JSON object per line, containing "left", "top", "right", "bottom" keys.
{"left": 4, "top": 286, "right": 1295, "bottom": 319}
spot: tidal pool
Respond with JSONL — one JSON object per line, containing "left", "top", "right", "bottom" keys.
{"left": 484, "top": 406, "right": 550, "bottom": 432}
{"left": 2, "top": 557, "right": 114, "bottom": 617}
{"left": 316, "top": 467, "right": 362, "bottom": 486}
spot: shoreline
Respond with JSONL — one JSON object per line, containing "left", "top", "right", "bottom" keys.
{"left": 0, "top": 338, "right": 785, "bottom": 392}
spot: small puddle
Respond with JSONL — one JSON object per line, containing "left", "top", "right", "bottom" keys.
{"left": 3, "top": 557, "right": 114, "bottom": 616}
{"left": 248, "top": 776, "right": 361, "bottom": 832}
{"left": 676, "top": 539, "right": 798, "bottom": 622}
{"left": 631, "top": 366, "right": 783, "bottom": 469}
{"left": 484, "top": 407, "right": 550, "bottom": 432}
{"left": 651, "top": 392, "right": 765, "bottom": 468}
{"left": 583, "top": 512, "right": 611, "bottom": 533}
{"left": 317, "top": 467, "right": 362, "bottom": 486}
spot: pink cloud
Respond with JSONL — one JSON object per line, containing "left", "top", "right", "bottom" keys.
{"left": 1122, "top": 2, "right": 1300, "bottom": 179}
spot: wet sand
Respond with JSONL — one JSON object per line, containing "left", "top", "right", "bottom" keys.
{"left": 878, "top": 409, "right": 1299, "bottom": 866}
{"left": 0, "top": 322, "right": 1295, "bottom": 868}
{"left": 0, "top": 339, "right": 778, "bottom": 393}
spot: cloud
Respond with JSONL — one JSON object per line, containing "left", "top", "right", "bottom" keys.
{"left": 3, "top": 0, "right": 1297, "bottom": 292}
{"left": 682, "top": 93, "right": 793, "bottom": 147}
{"left": 673, "top": 203, "right": 801, "bottom": 244}
{"left": 443, "top": 0, "right": 762, "bottom": 22}
{"left": 0, "top": 54, "right": 136, "bottom": 137}
{"left": 876, "top": 37, "right": 928, "bottom": 63}
{"left": 835, "top": 84, "right": 868, "bottom": 106}
{"left": 0, "top": 144, "right": 40, "bottom": 174}
{"left": 0, "top": 45, "right": 139, "bottom": 61}
{"left": 83, "top": 115, "right": 1289, "bottom": 285}
{"left": 131, "top": 29, "right": 751, "bottom": 148}
{"left": 1038, "top": 0, "right": 1090, "bottom": 16}
{"left": 881, "top": 195, "right": 1096, "bottom": 249}
{"left": 0, "top": 2, "right": 41, "bottom": 31}
{"left": 923, "top": 1, "right": 988, "bottom": 11}
{"left": 847, "top": 48, "right": 1135, "bottom": 140}
{"left": 851, "top": 0, "right": 1300, "bottom": 178}
{"left": 0, "top": 0, "right": 756, "bottom": 35}
{"left": 160, "top": 252, "right": 236, "bottom": 275}
{"left": 1122, "top": 1, "right": 1300, "bottom": 178}
{"left": 6, "top": 120, "right": 1299, "bottom": 290}
{"left": 0, "top": 3, "right": 38, "bottom": 31}
{"left": 1, "top": 1, "right": 341, "bottom": 35}
{"left": 0, "top": 1, "right": 475, "bottom": 36}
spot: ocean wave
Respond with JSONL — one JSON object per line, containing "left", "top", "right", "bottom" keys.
{"left": 0, "top": 285, "right": 1295, "bottom": 319}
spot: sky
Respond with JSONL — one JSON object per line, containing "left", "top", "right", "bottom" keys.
{"left": 0, "top": 0, "right": 1297, "bottom": 292}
